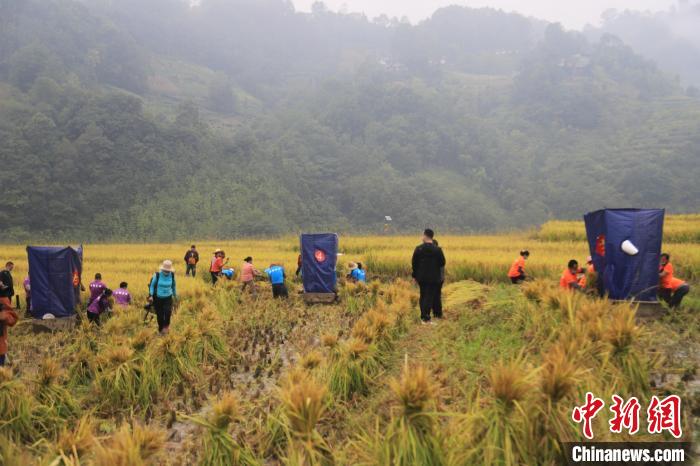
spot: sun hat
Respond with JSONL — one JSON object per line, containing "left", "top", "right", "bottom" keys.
{"left": 160, "top": 260, "right": 175, "bottom": 272}
{"left": 348, "top": 262, "right": 358, "bottom": 271}
{"left": 214, "top": 248, "right": 223, "bottom": 254}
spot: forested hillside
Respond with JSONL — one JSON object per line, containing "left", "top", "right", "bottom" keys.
{"left": 1, "top": 0, "right": 699, "bottom": 241}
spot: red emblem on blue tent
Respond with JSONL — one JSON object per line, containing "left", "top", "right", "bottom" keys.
{"left": 595, "top": 235, "right": 606, "bottom": 257}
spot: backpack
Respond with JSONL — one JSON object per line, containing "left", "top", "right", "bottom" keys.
{"left": 149, "top": 271, "right": 176, "bottom": 299}
{"left": 188, "top": 255, "right": 197, "bottom": 265}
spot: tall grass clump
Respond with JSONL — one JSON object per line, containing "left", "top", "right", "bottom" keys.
{"left": 0, "top": 367, "right": 37, "bottom": 442}
{"left": 93, "top": 423, "right": 165, "bottom": 466}
{"left": 189, "top": 307, "right": 229, "bottom": 366}
{"left": 149, "top": 332, "right": 199, "bottom": 389}
{"left": 453, "top": 359, "right": 535, "bottom": 466}
{"left": 602, "top": 304, "right": 650, "bottom": 396}
{"left": 279, "top": 371, "right": 333, "bottom": 466}
{"left": 327, "top": 338, "right": 378, "bottom": 400}
{"left": 50, "top": 416, "right": 96, "bottom": 465}
{"left": 0, "top": 434, "right": 34, "bottom": 466}
{"left": 356, "top": 362, "right": 444, "bottom": 466}
{"left": 184, "top": 392, "right": 260, "bottom": 466}
{"left": 93, "top": 346, "right": 156, "bottom": 415}
{"left": 533, "top": 343, "right": 586, "bottom": 463}
{"left": 35, "top": 358, "right": 80, "bottom": 421}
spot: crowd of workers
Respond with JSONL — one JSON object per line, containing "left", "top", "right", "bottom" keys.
{"left": 505, "top": 249, "right": 690, "bottom": 308}
{"left": 0, "top": 233, "right": 692, "bottom": 367}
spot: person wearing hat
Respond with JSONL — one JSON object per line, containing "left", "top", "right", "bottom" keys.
{"left": 148, "top": 260, "right": 177, "bottom": 334}
{"left": 184, "top": 245, "right": 200, "bottom": 277}
{"left": 508, "top": 250, "right": 529, "bottom": 284}
{"left": 209, "top": 249, "right": 228, "bottom": 285}
{"left": 347, "top": 262, "right": 367, "bottom": 283}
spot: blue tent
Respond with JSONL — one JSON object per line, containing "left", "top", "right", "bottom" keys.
{"left": 26, "top": 246, "right": 83, "bottom": 318}
{"left": 583, "top": 209, "right": 664, "bottom": 301}
{"left": 301, "top": 233, "right": 338, "bottom": 294}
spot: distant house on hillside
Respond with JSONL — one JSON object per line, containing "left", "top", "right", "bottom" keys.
{"left": 558, "top": 54, "right": 591, "bottom": 71}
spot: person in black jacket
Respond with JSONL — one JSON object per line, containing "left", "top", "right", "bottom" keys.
{"left": 0, "top": 262, "right": 14, "bottom": 309}
{"left": 433, "top": 240, "right": 445, "bottom": 319}
{"left": 184, "top": 245, "right": 200, "bottom": 277}
{"left": 411, "top": 229, "right": 446, "bottom": 324}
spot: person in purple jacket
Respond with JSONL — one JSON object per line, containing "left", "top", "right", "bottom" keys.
{"left": 89, "top": 273, "right": 106, "bottom": 305}
{"left": 87, "top": 288, "right": 112, "bottom": 326}
{"left": 113, "top": 282, "right": 131, "bottom": 308}
{"left": 23, "top": 275, "right": 31, "bottom": 314}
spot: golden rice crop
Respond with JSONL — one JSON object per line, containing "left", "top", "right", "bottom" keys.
{"left": 93, "top": 423, "right": 165, "bottom": 466}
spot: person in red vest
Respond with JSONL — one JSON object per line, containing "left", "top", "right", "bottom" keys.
{"left": 659, "top": 253, "right": 690, "bottom": 309}
{"left": 508, "top": 250, "right": 529, "bottom": 284}
{"left": 560, "top": 259, "right": 583, "bottom": 291}
{"left": 209, "top": 249, "right": 228, "bottom": 285}
{"left": 0, "top": 299, "right": 19, "bottom": 366}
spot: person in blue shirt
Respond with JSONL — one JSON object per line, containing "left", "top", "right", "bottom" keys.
{"left": 347, "top": 262, "right": 367, "bottom": 283}
{"left": 148, "top": 260, "right": 177, "bottom": 335}
{"left": 264, "top": 263, "right": 288, "bottom": 298}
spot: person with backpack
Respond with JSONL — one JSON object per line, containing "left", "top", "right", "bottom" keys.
{"left": 184, "top": 245, "right": 200, "bottom": 277}
{"left": 148, "top": 260, "right": 177, "bottom": 335}
{"left": 87, "top": 288, "right": 112, "bottom": 326}
{"left": 264, "top": 263, "right": 288, "bottom": 298}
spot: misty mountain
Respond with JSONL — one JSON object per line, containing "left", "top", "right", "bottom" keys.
{"left": 588, "top": 1, "right": 700, "bottom": 88}
{"left": 1, "top": 0, "right": 699, "bottom": 241}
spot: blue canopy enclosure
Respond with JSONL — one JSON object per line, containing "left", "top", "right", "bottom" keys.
{"left": 583, "top": 209, "right": 664, "bottom": 301}
{"left": 301, "top": 233, "right": 338, "bottom": 294}
{"left": 26, "top": 246, "right": 83, "bottom": 319}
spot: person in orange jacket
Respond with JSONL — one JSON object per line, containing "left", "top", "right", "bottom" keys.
{"left": 658, "top": 253, "right": 690, "bottom": 309}
{"left": 560, "top": 259, "right": 583, "bottom": 291}
{"left": 586, "top": 256, "right": 595, "bottom": 275}
{"left": 508, "top": 250, "right": 530, "bottom": 284}
{"left": 0, "top": 299, "right": 19, "bottom": 366}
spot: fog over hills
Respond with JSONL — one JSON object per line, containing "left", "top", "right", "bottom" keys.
{"left": 1, "top": 0, "right": 698, "bottom": 241}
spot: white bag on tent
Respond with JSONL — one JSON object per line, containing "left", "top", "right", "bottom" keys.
{"left": 621, "top": 240, "right": 639, "bottom": 256}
